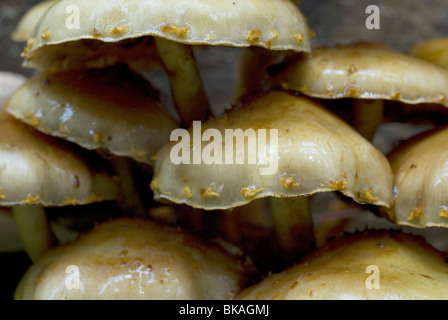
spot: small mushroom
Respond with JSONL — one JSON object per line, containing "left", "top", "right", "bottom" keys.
{"left": 0, "top": 105, "right": 119, "bottom": 261}
{"left": 237, "top": 230, "right": 448, "bottom": 300}
{"left": 409, "top": 37, "right": 448, "bottom": 69}
{"left": 5, "top": 64, "right": 179, "bottom": 166}
{"left": 272, "top": 41, "right": 448, "bottom": 140}
{"left": 14, "top": 217, "right": 253, "bottom": 300}
{"left": 385, "top": 126, "right": 448, "bottom": 228}
{"left": 22, "top": 0, "right": 312, "bottom": 127}
{"left": 150, "top": 90, "right": 393, "bottom": 267}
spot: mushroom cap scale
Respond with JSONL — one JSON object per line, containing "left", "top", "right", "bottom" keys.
{"left": 23, "top": 0, "right": 311, "bottom": 70}
{"left": 237, "top": 230, "right": 448, "bottom": 300}
{"left": 273, "top": 42, "right": 448, "bottom": 106}
{"left": 5, "top": 65, "right": 179, "bottom": 166}
{"left": 0, "top": 107, "right": 119, "bottom": 207}
{"left": 386, "top": 126, "right": 448, "bottom": 228}
{"left": 150, "top": 91, "right": 393, "bottom": 210}
{"left": 14, "top": 217, "right": 252, "bottom": 300}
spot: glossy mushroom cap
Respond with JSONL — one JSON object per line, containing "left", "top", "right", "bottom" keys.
{"left": 5, "top": 64, "right": 179, "bottom": 166}
{"left": 237, "top": 230, "right": 448, "bottom": 300}
{"left": 23, "top": 0, "right": 312, "bottom": 70}
{"left": 14, "top": 217, "right": 253, "bottom": 300}
{"left": 150, "top": 90, "right": 393, "bottom": 210}
{"left": 409, "top": 37, "right": 448, "bottom": 69}
{"left": 10, "top": 0, "right": 56, "bottom": 42}
{"left": 386, "top": 126, "right": 448, "bottom": 228}
{"left": 273, "top": 42, "right": 448, "bottom": 106}
{"left": 0, "top": 106, "right": 119, "bottom": 207}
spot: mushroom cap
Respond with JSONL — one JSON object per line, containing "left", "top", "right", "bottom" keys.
{"left": 386, "top": 126, "right": 448, "bottom": 228}
{"left": 0, "top": 72, "right": 26, "bottom": 107}
{"left": 23, "top": 0, "right": 311, "bottom": 70}
{"left": 10, "top": 0, "right": 57, "bottom": 42}
{"left": 22, "top": 36, "right": 162, "bottom": 72}
{"left": 0, "top": 106, "right": 119, "bottom": 207}
{"left": 237, "top": 230, "right": 448, "bottom": 300}
{"left": 150, "top": 90, "right": 393, "bottom": 210}
{"left": 409, "top": 37, "right": 448, "bottom": 69}
{"left": 5, "top": 64, "right": 179, "bottom": 166}
{"left": 14, "top": 217, "right": 252, "bottom": 300}
{"left": 273, "top": 42, "right": 448, "bottom": 106}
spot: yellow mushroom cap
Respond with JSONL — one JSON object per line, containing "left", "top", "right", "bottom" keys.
{"left": 5, "top": 64, "right": 179, "bottom": 166}
{"left": 237, "top": 230, "right": 448, "bottom": 300}
{"left": 14, "top": 217, "right": 253, "bottom": 300}
{"left": 273, "top": 41, "right": 448, "bottom": 106}
{"left": 23, "top": 0, "right": 311, "bottom": 70}
{"left": 409, "top": 37, "right": 448, "bottom": 69}
{"left": 10, "top": 0, "right": 57, "bottom": 42}
{"left": 386, "top": 126, "right": 448, "bottom": 228}
{"left": 150, "top": 90, "right": 393, "bottom": 210}
{"left": 0, "top": 105, "right": 119, "bottom": 207}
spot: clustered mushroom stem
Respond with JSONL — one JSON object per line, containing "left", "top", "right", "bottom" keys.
{"left": 110, "top": 157, "right": 146, "bottom": 217}
{"left": 269, "top": 196, "right": 316, "bottom": 267}
{"left": 235, "top": 47, "right": 283, "bottom": 102}
{"left": 154, "top": 37, "right": 211, "bottom": 128}
{"left": 12, "top": 205, "right": 56, "bottom": 262}
{"left": 352, "top": 99, "right": 385, "bottom": 141}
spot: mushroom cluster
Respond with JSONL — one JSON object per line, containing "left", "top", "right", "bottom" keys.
{"left": 4, "top": 0, "right": 448, "bottom": 301}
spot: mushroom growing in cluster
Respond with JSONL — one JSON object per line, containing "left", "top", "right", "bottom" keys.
{"left": 8, "top": 0, "right": 448, "bottom": 302}
{"left": 150, "top": 90, "right": 394, "bottom": 269}
{"left": 21, "top": 0, "right": 312, "bottom": 127}
{"left": 237, "top": 230, "right": 448, "bottom": 300}
{"left": 14, "top": 217, "right": 254, "bottom": 300}
{"left": 271, "top": 41, "right": 448, "bottom": 140}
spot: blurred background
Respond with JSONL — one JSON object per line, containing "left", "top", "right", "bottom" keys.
{"left": 1, "top": 0, "right": 448, "bottom": 300}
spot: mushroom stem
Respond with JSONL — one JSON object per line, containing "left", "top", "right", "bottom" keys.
{"left": 269, "top": 196, "right": 316, "bottom": 268}
{"left": 236, "top": 47, "right": 283, "bottom": 102}
{"left": 12, "top": 205, "right": 56, "bottom": 261}
{"left": 154, "top": 37, "right": 211, "bottom": 127}
{"left": 110, "top": 157, "right": 146, "bottom": 217}
{"left": 352, "top": 99, "right": 384, "bottom": 141}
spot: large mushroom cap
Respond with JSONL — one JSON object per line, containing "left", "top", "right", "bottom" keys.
{"left": 409, "top": 37, "right": 448, "bottom": 69}
{"left": 5, "top": 64, "right": 179, "bottom": 166}
{"left": 386, "top": 126, "right": 448, "bottom": 228}
{"left": 14, "top": 217, "right": 252, "bottom": 300}
{"left": 0, "top": 106, "right": 119, "bottom": 207}
{"left": 150, "top": 90, "right": 393, "bottom": 210}
{"left": 237, "top": 230, "right": 448, "bottom": 300}
{"left": 273, "top": 41, "right": 448, "bottom": 106}
{"left": 23, "top": 0, "right": 312, "bottom": 70}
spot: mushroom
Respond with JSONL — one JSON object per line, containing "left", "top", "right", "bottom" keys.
{"left": 22, "top": 0, "right": 312, "bottom": 127}
{"left": 5, "top": 64, "right": 178, "bottom": 167}
{"left": 237, "top": 230, "right": 448, "bottom": 300}
{"left": 14, "top": 217, "right": 254, "bottom": 300}
{"left": 385, "top": 126, "right": 448, "bottom": 228}
{"left": 10, "top": 0, "right": 57, "bottom": 43}
{"left": 272, "top": 41, "right": 448, "bottom": 140}
{"left": 409, "top": 37, "right": 448, "bottom": 69}
{"left": 0, "top": 104, "right": 119, "bottom": 261}
{"left": 0, "top": 71, "right": 26, "bottom": 106}
{"left": 150, "top": 90, "right": 393, "bottom": 268}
